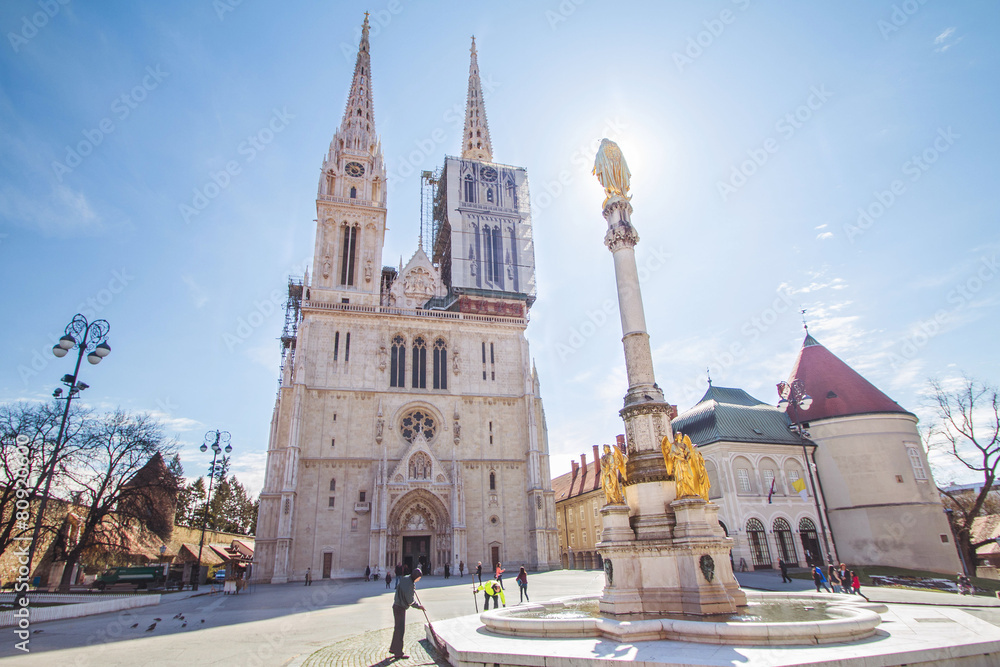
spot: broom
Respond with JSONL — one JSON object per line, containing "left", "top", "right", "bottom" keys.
{"left": 413, "top": 590, "right": 449, "bottom": 660}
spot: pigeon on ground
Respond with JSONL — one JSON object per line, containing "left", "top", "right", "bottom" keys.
{"left": 146, "top": 623, "right": 156, "bottom": 632}
{"left": 200, "top": 619, "right": 205, "bottom": 623}
{"left": 173, "top": 613, "right": 182, "bottom": 619}
{"left": 181, "top": 623, "right": 187, "bottom": 628}
{"left": 130, "top": 623, "right": 138, "bottom": 629}
{"left": 153, "top": 618, "right": 162, "bottom": 622}
{"left": 33, "top": 630, "right": 43, "bottom": 634}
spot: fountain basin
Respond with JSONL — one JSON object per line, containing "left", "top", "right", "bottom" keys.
{"left": 482, "top": 592, "right": 885, "bottom": 645}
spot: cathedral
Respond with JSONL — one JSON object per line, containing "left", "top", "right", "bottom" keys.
{"left": 253, "top": 16, "right": 559, "bottom": 582}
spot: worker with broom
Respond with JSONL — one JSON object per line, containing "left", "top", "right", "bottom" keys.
{"left": 476, "top": 578, "right": 506, "bottom": 609}
{"left": 388, "top": 567, "right": 423, "bottom": 660}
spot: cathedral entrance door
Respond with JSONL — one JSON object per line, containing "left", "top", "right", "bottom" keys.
{"left": 402, "top": 535, "right": 431, "bottom": 574}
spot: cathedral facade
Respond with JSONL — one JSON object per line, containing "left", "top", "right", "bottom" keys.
{"left": 254, "top": 18, "right": 559, "bottom": 582}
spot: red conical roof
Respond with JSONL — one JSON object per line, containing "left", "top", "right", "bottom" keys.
{"left": 785, "top": 333, "right": 909, "bottom": 421}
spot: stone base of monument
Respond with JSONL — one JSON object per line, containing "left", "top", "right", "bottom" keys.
{"left": 598, "top": 495, "right": 745, "bottom": 617}
{"left": 430, "top": 593, "right": 1000, "bottom": 667}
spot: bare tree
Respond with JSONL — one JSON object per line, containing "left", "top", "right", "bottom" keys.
{"left": 929, "top": 376, "right": 1000, "bottom": 570}
{"left": 0, "top": 401, "right": 90, "bottom": 562}
{"left": 53, "top": 410, "right": 177, "bottom": 592}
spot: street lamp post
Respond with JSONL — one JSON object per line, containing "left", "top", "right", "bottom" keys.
{"left": 777, "top": 379, "right": 835, "bottom": 567}
{"left": 20, "top": 315, "right": 110, "bottom": 601}
{"left": 192, "top": 430, "right": 232, "bottom": 591}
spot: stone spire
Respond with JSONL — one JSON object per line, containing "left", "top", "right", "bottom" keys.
{"left": 338, "top": 13, "right": 376, "bottom": 151}
{"left": 461, "top": 36, "right": 493, "bottom": 162}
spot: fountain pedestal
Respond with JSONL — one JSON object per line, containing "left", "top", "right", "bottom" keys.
{"left": 598, "top": 493, "right": 745, "bottom": 617}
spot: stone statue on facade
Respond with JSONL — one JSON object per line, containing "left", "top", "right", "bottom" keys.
{"left": 600, "top": 443, "right": 628, "bottom": 506}
{"left": 661, "top": 433, "right": 710, "bottom": 501}
{"left": 592, "top": 138, "right": 632, "bottom": 208}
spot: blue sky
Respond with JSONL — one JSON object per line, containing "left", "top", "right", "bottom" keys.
{"left": 1, "top": 1, "right": 997, "bottom": 494}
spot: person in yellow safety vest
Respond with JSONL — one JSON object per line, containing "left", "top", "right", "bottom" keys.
{"left": 476, "top": 579, "right": 506, "bottom": 609}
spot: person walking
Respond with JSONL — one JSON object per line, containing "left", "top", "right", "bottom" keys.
{"left": 813, "top": 565, "right": 831, "bottom": 593}
{"left": 495, "top": 562, "right": 506, "bottom": 590}
{"left": 444, "top": 563, "right": 450, "bottom": 579}
{"left": 365, "top": 565, "right": 371, "bottom": 582}
{"left": 779, "top": 559, "right": 792, "bottom": 583}
{"left": 388, "top": 567, "right": 423, "bottom": 660}
{"left": 515, "top": 566, "right": 529, "bottom": 603}
{"left": 828, "top": 564, "right": 842, "bottom": 593}
{"left": 305, "top": 568, "right": 312, "bottom": 586}
{"left": 851, "top": 571, "right": 869, "bottom": 600}
{"left": 459, "top": 560, "right": 464, "bottom": 577}
{"left": 476, "top": 579, "right": 505, "bottom": 609}
{"left": 385, "top": 571, "right": 392, "bottom": 589}
{"left": 476, "top": 561, "right": 483, "bottom": 584}
{"left": 838, "top": 563, "right": 850, "bottom": 588}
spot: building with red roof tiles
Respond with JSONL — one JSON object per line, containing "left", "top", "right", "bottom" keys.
{"left": 783, "top": 333, "right": 961, "bottom": 573}
{"left": 553, "top": 442, "right": 613, "bottom": 570}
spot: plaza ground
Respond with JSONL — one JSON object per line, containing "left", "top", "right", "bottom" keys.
{"left": 2, "top": 569, "right": 999, "bottom": 666}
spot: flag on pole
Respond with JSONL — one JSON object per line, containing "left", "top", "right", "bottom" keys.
{"left": 792, "top": 477, "right": 808, "bottom": 500}
{"left": 767, "top": 478, "right": 776, "bottom": 504}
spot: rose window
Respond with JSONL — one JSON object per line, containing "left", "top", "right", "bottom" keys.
{"left": 400, "top": 410, "right": 436, "bottom": 443}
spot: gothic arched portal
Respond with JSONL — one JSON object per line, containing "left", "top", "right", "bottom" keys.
{"left": 386, "top": 489, "right": 451, "bottom": 576}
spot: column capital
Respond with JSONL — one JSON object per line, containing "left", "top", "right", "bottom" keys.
{"left": 604, "top": 222, "right": 640, "bottom": 252}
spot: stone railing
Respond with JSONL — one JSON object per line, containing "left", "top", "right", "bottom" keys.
{"left": 302, "top": 300, "right": 527, "bottom": 326}
{"left": 317, "top": 194, "right": 384, "bottom": 208}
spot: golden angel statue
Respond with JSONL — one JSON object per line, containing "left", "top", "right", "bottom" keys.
{"left": 592, "top": 138, "right": 631, "bottom": 207}
{"left": 601, "top": 443, "right": 628, "bottom": 505}
{"left": 661, "top": 433, "right": 710, "bottom": 502}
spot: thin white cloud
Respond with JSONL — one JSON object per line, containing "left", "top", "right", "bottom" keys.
{"left": 815, "top": 224, "right": 828, "bottom": 230}
{"left": 933, "top": 27, "right": 963, "bottom": 52}
{"left": 934, "top": 27, "right": 956, "bottom": 44}
{"left": 816, "top": 232, "right": 834, "bottom": 241}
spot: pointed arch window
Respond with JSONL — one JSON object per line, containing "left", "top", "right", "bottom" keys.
{"left": 433, "top": 338, "right": 447, "bottom": 390}
{"left": 411, "top": 336, "right": 427, "bottom": 389}
{"left": 340, "top": 224, "right": 358, "bottom": 286}
{"left": 505, "top": 178, "right": 516, "bottom": 207}
{"left": 464, "top": 175, "right": 475, "bottom": 202}
{"left": 390, "top": 335, "right": 406, "bottom": 387}
{"left": 486, "top": 188, "right": 494, "bottom": 203}
{"left": 489, "top": 226, "right": 503, "bottom": 288}
{"left": 489, "top": 471, "right": 496, "bottom": 490}
{"left": 329, "top": 478, "right": 336, "bottom": 492}
{"left": 350, "top": 186, "right": 357, "bottom": 199}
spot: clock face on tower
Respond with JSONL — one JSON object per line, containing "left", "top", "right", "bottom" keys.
{"left": 345, "top": 161, "right": 365, "bottom": 177}
{"left": 481, "top": 166, "right": 498, "bottom": 182}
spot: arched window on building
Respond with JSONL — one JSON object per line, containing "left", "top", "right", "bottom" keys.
{"left": 350, "top": 186, "right": 357, "bottom": 199}
{"left": 486, "top": 188, "right": 494, "bottom": 203}
{"left": 432, "top": 338, "right": 447, "bottom": 390}
{"left": 773, "top": 518, "right": 797, "bottom": 563}
{"left": 704, "top": 459, "right": 721, "bottom": 499}
{"left": 411, "top": 336, "right": 427, "bottom": 389}
{"left": 798, "top": 518, "right": 821, "bottom": 566}
{"left": 390, "top": 335, "right": 406, "bottom": 388}
{"left": 746, "top": 518, "right": 771, "bottom": 570}
{"left": 340, "top": 224, "right": 358, "bottom": 286}
{"left": 505, "top": 178, "right": 516, "bottom": 207}
{"left": 490, "top": 227, "right": 503, "bottom": 289}
{"left": 329, "top": 478, "right": 336, "bottom": 492}
{"left": 464, "top": 175, "right": 475, "bottom": 202}
{"left": 489, "top": 471, "right": 496, "bottom": 490}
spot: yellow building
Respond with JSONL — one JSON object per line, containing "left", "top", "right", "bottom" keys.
{"left": 553, "top": 442, "right": 617, "bottom": 569}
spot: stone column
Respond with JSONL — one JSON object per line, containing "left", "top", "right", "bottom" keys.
{"left": 602, "top": 197, "right": 676, "bottom": 540}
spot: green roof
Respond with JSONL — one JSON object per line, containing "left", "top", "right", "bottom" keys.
{"left": 672, "top": 385, "right": 804, "bottom": 446}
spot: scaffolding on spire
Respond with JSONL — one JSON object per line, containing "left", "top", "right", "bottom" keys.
{"left": 420, "top": 169, "right": 440, "bottom": 255}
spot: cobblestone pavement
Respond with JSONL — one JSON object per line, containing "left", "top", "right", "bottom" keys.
{"left": 301, "top": 622, "right": 448, "bottom": 667}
